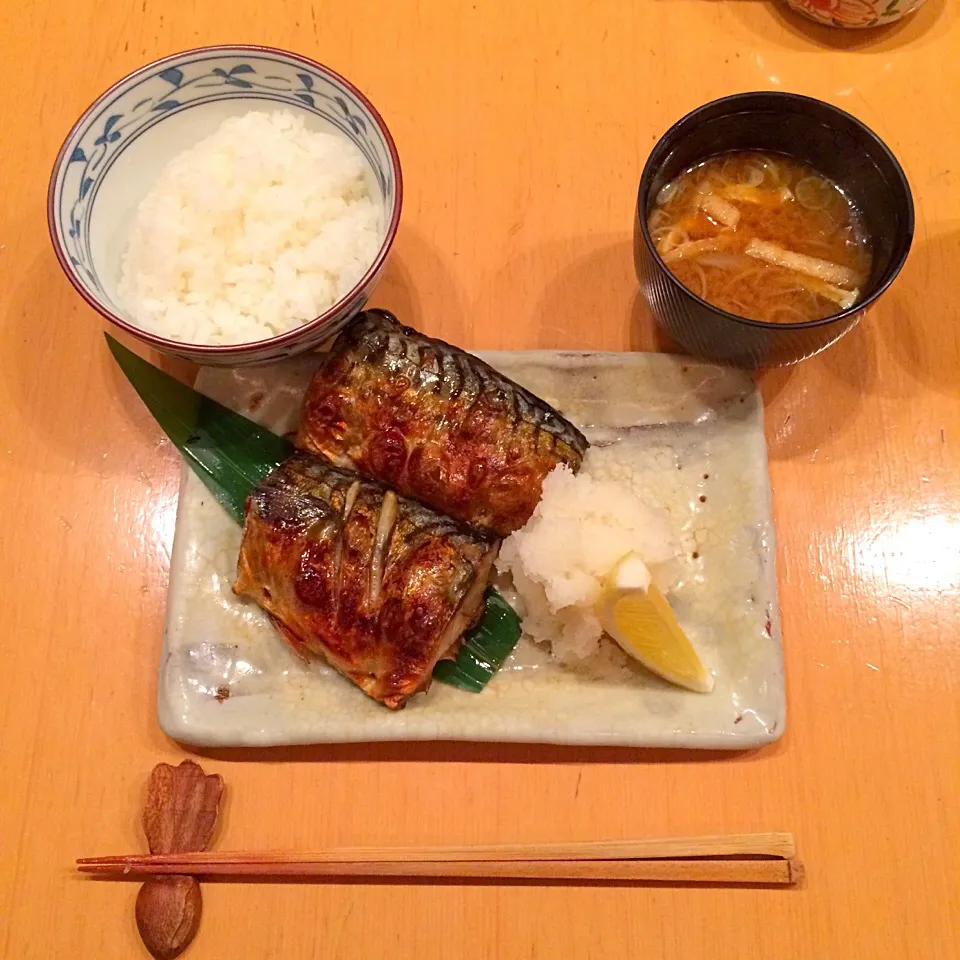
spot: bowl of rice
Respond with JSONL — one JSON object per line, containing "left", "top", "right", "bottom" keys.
{"left": 48, "top": 45, "right": 402, "bottom": 365}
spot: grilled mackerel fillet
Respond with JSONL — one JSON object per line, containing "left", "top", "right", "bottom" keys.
{"left": 234, "top": 452, "right": 499, "bottom": 709}
{"left": 297, "top": 310, "right": 588, "bottom": 535}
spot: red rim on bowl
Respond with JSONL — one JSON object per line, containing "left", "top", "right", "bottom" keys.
{"left": 47, "top": 44, "right": 403, "bottom": 356}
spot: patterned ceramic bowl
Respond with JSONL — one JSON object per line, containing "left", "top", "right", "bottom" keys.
{"left": 780, "top": 0, "right": 927, "bottom": 28}
{"left": 47, "top": 45, "right": 402, "bottom": 366}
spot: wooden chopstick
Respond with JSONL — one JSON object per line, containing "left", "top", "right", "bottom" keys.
{"left": 77, "top": 856, "right": 803, "bottom": 884}
{"left": 77, "top": 833, "right": 801, "bottom": 884}
{"left": 79, "top": 832, "right": 794, "bottom": 867}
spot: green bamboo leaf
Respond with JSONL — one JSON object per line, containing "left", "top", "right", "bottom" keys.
{"left": 106, "top": 334, "right": 292, "bottom": 523}
{"left": 432, "top": 588, "right": 521, "bottom": 692}
{"left": 106, "top": 334, "right": 521, "bottom": 691}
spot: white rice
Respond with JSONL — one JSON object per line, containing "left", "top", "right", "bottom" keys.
{"left": 497, "top": 449, "right": 679, "bottom": 663}
{"left": 117, "top": 110, "right": 384, "bottom": 345}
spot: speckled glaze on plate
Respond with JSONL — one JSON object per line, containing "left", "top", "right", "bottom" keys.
{"left": 159, "top": 351, "right": 784, "bottom": 748}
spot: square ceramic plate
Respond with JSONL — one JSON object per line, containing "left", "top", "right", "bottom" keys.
{"left": 159, "top": 351, "right": 784, "bottom": 748}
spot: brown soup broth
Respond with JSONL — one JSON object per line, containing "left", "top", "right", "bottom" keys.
{"left": 648, "top": 152, "right": 872, "bottom": 323}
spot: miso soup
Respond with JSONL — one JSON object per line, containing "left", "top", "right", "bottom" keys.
{"left": 648, "top": 152, "right": 872, "bottom": 323}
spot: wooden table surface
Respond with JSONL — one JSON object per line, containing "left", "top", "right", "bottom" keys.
{"left": 2, "top": 1, "right": 958, "bottom": 957}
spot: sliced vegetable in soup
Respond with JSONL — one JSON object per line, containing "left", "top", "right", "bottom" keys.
{"left": 648, "top": 152, "right": 872, "bottom": 323}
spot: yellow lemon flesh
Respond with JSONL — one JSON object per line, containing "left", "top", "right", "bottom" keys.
{"left": 597, "top": 553, "right": 714, "bottom": 693}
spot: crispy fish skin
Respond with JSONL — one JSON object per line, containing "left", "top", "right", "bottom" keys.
{"left": 296, "top": 309, "right": 588, "bottom": 536}
{"left": 233, "top": 452, "right": 498, "bottom": 709}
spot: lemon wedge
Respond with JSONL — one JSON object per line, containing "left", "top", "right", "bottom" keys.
{"left": 596, "top": 553, "right": 714, "bottom": 693}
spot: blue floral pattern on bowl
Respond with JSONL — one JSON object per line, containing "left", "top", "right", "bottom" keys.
{"left": 48, "top": 46, "right": 402, "bottom": 365}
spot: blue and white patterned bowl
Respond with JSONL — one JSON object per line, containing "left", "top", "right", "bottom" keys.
{"left": 48, "top": 45, "right": 402, "bottom": 365}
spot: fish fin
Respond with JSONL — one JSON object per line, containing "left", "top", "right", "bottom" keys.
{"left": 269, "top": 616, "right": 312, "bottom": 663}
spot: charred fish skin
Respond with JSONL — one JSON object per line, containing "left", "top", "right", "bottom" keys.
{"left": 233, "top": 452, "right": 498, "bottom": 710}
{"left": 296, "top": 309, "right": 588, "bottom": 536}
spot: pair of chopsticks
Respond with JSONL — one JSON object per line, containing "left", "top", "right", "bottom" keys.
{"left": 78, "top": 832, "right": 802, "bottom": 885}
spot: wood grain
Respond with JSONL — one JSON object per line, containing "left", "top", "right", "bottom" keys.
{"left": 1, "top": 0, "right": 959, "bottom": 958}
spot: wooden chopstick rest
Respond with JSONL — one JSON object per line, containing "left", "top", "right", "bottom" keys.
{"left": 133, "top": 761, "right": 224, "bottom": 960}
